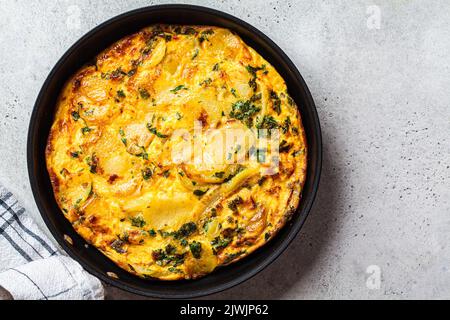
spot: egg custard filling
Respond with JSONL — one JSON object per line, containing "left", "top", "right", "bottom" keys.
{"left": 46, "top": 25, "right": 307, "bottom": 280}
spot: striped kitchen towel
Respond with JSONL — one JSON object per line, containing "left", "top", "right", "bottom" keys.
{"left": 0, "top": 183, "right": 104, "bottom": 300}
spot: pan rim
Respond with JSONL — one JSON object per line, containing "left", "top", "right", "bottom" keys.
{"left": 27, "top": 4, "right": 322, "bottom": 299}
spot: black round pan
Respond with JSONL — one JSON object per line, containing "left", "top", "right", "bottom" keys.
{"left": 27, "top": 4, "right": 322, "bottom": 299}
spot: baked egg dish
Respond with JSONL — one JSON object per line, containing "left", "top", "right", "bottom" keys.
{"left": 46, "top": 25, "right": 307, "bottom": 280}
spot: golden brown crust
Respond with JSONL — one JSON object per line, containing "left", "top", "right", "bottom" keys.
{"left": 46, "top": 25, "right": 307, "bottom": 280}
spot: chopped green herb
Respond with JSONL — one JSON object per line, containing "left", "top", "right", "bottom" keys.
{"left": 174, "top": 222, "right": 197, "bottom": 239}
{"left": 245, "top": 64, "right": 265, "bottom": 92}
{"left": 115, "top": 89, "right": 126, "bottom": 102}
{"left": 189, "top": 241, "right": 202, "bottom": 259}
{"left": 168, "top": 267, "right": 183, "bottom": 274}
{"left": 203, "top": 218, "right": 212, "bottom": 233}
{"left": 134, "top": 146, "right": 148, "bottom": 160}
{"left": 142, "top": 167, "right": 153, "bottom": 180}
{"left": 199, "top": 78, "right": 212, "bottom": 86}
{"left": 229, "top": 100, "right": 261, "bottom": 127}
{"left": 152, "top": 248, "right": 186, "bottom": 267}
{"left": 73, "top": 198, "right": 82, "bottom": 209}
{"left": 192, "top": 48, "right": 199, "bottom": 59}
{"left": 248, "top": 77, "right": 257, "bottom": 92}
{"left": 198, "top": 29, "right": 214, "bottom": 43}
{"left": 111, "top": 67, "right": 127, "bottom": 79}
{"left": 223, "top": 250, "right": 246, "bottom": 264}
{"left": 228, "top": 196, "right": 243, "bottom": 212}
{"left": 292, "top": 149, "right": 304, "bottom": 157}
{"left": 180, "top": 239, "right": 188, "bottom": 246}
{"left": 279, "top": 140, "right": 292, "bottom": 153}
{"left": 70, "top": 151, "right": 79, "bottom": 158}
{"left": 282, "top": 117, "right": 291, "bottom": 134}
{"left": 211, "top": 236, "right": 231, "bottom": 254}
{"left": 258, "top": 176, "right": 267, "bottom": 186}
{"left": 246, "top": 64, "right": 266, "bottom": 77}
{"left": 157, "top": 223, "right": 198, "bottom": 241}
{"left": 256, "top": 115, "right": 279, "bottom": 136}
{"left": 230, "top": 88, "right": 237, "bottom": 97}
{"left": 119, "top": 128, "right": 127, "bottom": 145}
{"left": 162, "top": 170, "right": 170, "bottom": 178}
{"left": 158, "top": 230, "right": 172, "bottom": 238}
{"left": 149, "top": 127, "right": 168, "bottom": 138}
{"left": 71, "top": 111, "right": 80, "bottom": 121}
{"left": 102, "top": 67, "right": 127, "bottom": 80}
{"left": 110, "top": 239, "right": 126, "bottom": 254}
{"left": 146, "top": 123, "right": 169, "bottom": 138}
{"left": 86, "top": 154, "right": 98, "bottom": 173}
{"left": 212, "top": 63, "right": 219, "bottom": 71}
{"left": 139, "top": 88, "right": 150, "bottom": 99}
{"left": 193, "top": 189, "right": 208, "bottom": 197}
{"left": 128, "top": 263, "right": 136, "bottom": 272}
{"left": 175, "top": 112, "right": 183, "bottom": 120}
{"left": 223, "top": 165, "right": 245, "bottom": 183}
{"left": 170, "top": 84, "right": 188, "bottom": 93}
{"left": 148, "top": 229, "right": 156, "bottom": 237}
{"left": 81, "top": 126, "right": 92, "bottom": 135}
{"left": 165, "top": 244, "right": 176, "bottom": 255}
{"left": 250, "top": 93, "right": 262, "bottom": 102}
{"left": 174, "top": 26, "right": 197, "bottom": 35}
{"left": 130, "top": 216, "right": 146, "bottom": 228}
{"left": 119, "top": 231, "right": 129, "bottom": 243}
{"left": 286, "top": 93, "right": 294, "bottom": 106}
{"left": 152, "top": 248, "right": 165, "bottom": 261}
{"left": 270, "top": 90, "right": 281, "bottom": 114}
{"left": 214, "top": 171, "right": 225, "bottom": 179}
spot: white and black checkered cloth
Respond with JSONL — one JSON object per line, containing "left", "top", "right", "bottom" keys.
{"left": 0, "top": 183, "right": 104, "bottom": 300}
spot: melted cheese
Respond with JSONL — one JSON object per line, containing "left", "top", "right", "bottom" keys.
{"left": 46, "top": 25, "right": 307, "bottom": 280}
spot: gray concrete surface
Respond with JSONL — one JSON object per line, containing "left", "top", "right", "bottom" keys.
{"left": 0, "top": 0, "right": 449, "bottom": 299}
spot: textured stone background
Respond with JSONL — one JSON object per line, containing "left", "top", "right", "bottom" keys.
{"left": 0, "top": 0, "right": 449, "bottom": 299}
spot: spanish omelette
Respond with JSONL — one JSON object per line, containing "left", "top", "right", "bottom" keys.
{"left": 45, "top": 25, "right": 307, "bottom": 280}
